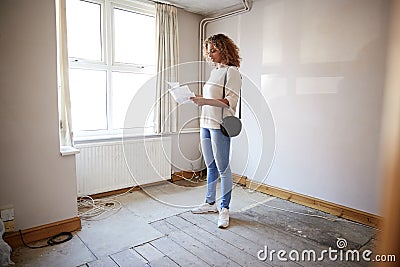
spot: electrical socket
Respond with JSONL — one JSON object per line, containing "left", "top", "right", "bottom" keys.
{"left": 3, "top": 220, "right": 14, "bottom": 232}
{"left": 1, "top": 206, "right": 14, "bottom": 221}
{"left": 1, "top": 206, "right": 15, "bottom": 233}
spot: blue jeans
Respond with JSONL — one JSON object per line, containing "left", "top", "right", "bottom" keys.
{"left": 201, "top": 127, "right": 232, "bottom": 209}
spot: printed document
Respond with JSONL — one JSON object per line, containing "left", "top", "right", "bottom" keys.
{"left": 168, "top": 82, "right": 195, "bottom": 104}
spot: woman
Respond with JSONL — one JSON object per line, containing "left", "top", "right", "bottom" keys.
{"left": 190, "top": 33, "right": 242, "bottom": 228}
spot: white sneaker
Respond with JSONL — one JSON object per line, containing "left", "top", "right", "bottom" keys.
{"left": 218, "top": 208, "right": 229, "bottom": 228}
{"left": 191, "top": 203, "right": 218, "bottom": 214}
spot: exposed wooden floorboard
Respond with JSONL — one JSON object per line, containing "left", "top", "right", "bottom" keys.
{"left": 12, "top": 184, "right": 377, "bottom": 267}
{"left": 110, "top": 248, "right": 148, "bottom": 267}
{"left": 152, "top": 220, "right": 238, "bottom": 266}
{"left": 197, "top": 212, "right": 329, "bottom": 267}
{"left": 180, "top": 212, "right": 264, "bottom": 257}
{"left": 229, "top": 211, "right": 367, "bottom": 267}
{"left": 145, "top": 200, "right": 375, "bottom": 267}
{"left": 145, "top": 255, "right": 179, "bottom": 267}
{"left": 179, "top": 212, "right": 298, "bottom": 267}
{"left": 165, "top": 215, "right": 272, "bottom": 267}
{"left": 134, "top": 243, "right": 166, "bottom": 263}
{"left": 242, "top": 198, "right": 375, "bottom": 250}
{"left": 149, "top": 236, "right": 210, "bottom": 267}
{"left": 16, "top": 202, "right": 375, "bottom": 267}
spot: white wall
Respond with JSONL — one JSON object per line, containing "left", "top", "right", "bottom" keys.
{"left": 0, "top": 0, "right": 78, "bottom": 230}
{"left": 207, "top": 0, "right": 389, "bottom": 214}
{"left": 171, "top": 8, "right": 205, "bottom": 172}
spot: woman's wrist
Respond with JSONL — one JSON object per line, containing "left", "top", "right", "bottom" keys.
{"left": 207, "top": 98, "right": 228, "bottom": 108}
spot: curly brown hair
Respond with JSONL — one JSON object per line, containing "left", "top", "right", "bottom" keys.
{"left": 203, "top": 34, "right": 241, "bottom": 67}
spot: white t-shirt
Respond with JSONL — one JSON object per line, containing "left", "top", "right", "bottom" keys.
{"left": 200, "top": 65, "right": 242, "bottom": 129}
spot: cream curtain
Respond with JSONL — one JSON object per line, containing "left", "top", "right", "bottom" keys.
{"left": 56, "top": 0, "right": 73, "bottom": 147}
{"left": 155, "top": 3, "right": 179, "bottom": 133}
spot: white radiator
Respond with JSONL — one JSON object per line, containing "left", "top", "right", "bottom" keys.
{"left": 75, "top": 137, "right": 171, "bottom": 196}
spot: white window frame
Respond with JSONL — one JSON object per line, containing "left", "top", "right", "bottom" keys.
{"left": 68, "top": 0, "right": 156, "bottom": 140}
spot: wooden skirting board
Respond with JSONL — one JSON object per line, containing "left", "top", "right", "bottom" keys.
{"left": 86, "top": 180, "right": 177, "bottom": 199}
{"left": 88, "top": 186, "right": 140, "bottom": 199}
{"left": 4, "top": 217, "right": 81, "bottom": 249}
{"left": 232, "top": 175, "right": 381, "bottom": 229}
{"left": 232, "top": 173, "right": 247, "bottom": 186}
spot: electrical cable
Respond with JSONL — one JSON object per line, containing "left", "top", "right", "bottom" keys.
{"left": 77, "top": 195, "right": 123, "bottom": 221}
{"left": 77, "top": 165, "right": 205, "bottom": 220}
{"left": 19, "top": 230, "right": 73, "bottom": 249}
{"left": 173, "top": 163, "right": 207, "bottom": 184}
{"left": 173, "top": 171, "right": 206, "bottom": 184}
{"left": 77, "top": 182, "right": 147, "bottom": 221}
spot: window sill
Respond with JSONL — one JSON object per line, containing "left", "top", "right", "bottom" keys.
{"left": 74, "top": 133, "right": 165, "bottom": 145}
{"left": 73, "top": 129, "right": 200, "bottom": 145}
{"left": 60, "top": 146, "right": 80, "bottom": 156}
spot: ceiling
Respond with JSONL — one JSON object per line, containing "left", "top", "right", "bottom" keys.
{"left": 161, "top": 0, "right": 251, "bottom": 16}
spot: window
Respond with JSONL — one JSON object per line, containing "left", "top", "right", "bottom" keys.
{"left": 66, "top": 0, "right": 156, "bottom": 138}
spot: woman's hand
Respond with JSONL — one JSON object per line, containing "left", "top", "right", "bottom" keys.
{"left": 190, "top": 96, "right": 208, "bottom": 106}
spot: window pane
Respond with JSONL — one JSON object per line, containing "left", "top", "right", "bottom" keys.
{"left": 69, "top": 69, "right": 107, "bottom": 131}
{"left": 114, "top": 8, "right": 155, "bottom": 65}
{"left": 66, "top": 0, "right": 102, "bottom": 61}
{"left": 110, "top": 72, "right": 152, "bottom": 129}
